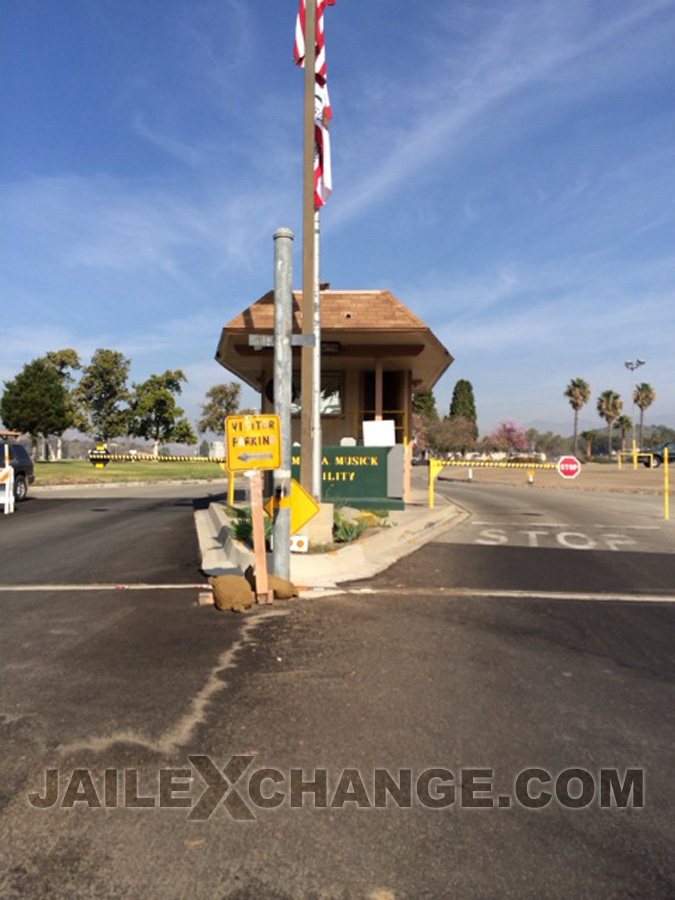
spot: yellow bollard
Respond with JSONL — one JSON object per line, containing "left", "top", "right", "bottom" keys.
{"left": 428, "top": 459, "right": 442, "bottom": 509}
{"left": 665, "top": 447, "right": 670, "bottom": 521}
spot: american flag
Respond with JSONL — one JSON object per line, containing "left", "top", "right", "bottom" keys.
{"left": 294, "top": 0, "right": 335, "bottom": 208}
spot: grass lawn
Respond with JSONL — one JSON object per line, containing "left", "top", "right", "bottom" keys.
{"left": 34, "top": 459, "right": 229, "bottom": 485}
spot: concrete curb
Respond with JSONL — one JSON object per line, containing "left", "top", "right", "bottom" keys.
{"left": 195, "top": 503, "right": 256, "bottom": 576}
{"left": 195, "top": 496, "right": 467, "bottom": 588}
{"left": 32, "top": 478, "right": 229, "bottom": 493}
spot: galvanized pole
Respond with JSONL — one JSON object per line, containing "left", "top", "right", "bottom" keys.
{"left": 273, "top": 227, "right": 294, "bottom": 579}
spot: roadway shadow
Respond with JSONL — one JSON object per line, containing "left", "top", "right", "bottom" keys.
{"left": 350, "top": 543, "right": 675, "bottom": 597}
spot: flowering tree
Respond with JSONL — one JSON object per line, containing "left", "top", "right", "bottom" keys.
{"left": 483, "top": 421, "right": 529, "bottom": 454}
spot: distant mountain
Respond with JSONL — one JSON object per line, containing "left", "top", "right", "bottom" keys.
{"left": 523, "top": 419, "right": 572, "bottom": 437}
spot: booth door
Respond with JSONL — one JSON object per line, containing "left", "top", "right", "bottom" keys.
{"left": 363, "top": 371, "right": 403, "bottom": 440}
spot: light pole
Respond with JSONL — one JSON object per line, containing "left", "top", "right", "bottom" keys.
{"left": 624, "top": 358, "right": 645, "bottom": 464}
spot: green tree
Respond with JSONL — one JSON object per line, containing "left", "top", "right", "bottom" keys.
{"left": 633, "top": 383, "right": 656, "bottom": 449}
{"left": 425, "top": 415, "right": 477, "bottom": 457}
{"left": 128, "top": 369, "right": 196, "bottom": 455}
{"left": 199, "top": 439, "right": 210, "bottom": 457}
{"left": 448, "top": 379, "right": 478, "bottom": 440}
{"left": 412, "top": 390, "right": 438, "bottom": 420}
{"left": 564, "top": 377, "right": 591, "bottom": 457}
{"left": 596, "top": 390, "right": 623, "bottom": 457}
{"left": 643, "top": 424, "right": 675, "bottom": 446}
{"left": 43, "top": 349, "right": 85, "bottom": 459}
{"left": 77, "top": 349, "right": 131, "bottom": 441}
{"left": 198, "top": 383, "right": 241, "bottom": 433}
{"left": 579, "top": 430, "right": 596, "bottom": 461}
{"left": 527, "top": 428, "right": 569, "bottom": 458}
{"left": 0, "top": 359, "right": 70, "bottom": 459}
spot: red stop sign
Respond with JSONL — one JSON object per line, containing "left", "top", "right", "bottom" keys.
{"left": 557, "top": 456, "right": 581, "bottom": 479}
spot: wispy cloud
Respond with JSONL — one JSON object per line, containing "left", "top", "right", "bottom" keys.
{"left": 331, "top": 0, "right": 675, "bottom": 225}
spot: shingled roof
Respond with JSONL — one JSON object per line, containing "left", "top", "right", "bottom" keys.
{"left": 225, "top": 289, "right": 429, "bottom": 332}
{"left": 216, "top": 288, "right": 453, "bottom": 392}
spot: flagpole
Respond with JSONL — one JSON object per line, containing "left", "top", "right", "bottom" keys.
{"left": 312, "top": 207, "right": 322, "bottom": 499}
{"left": 300, "top": 0, "right": 317, "bottom": 497}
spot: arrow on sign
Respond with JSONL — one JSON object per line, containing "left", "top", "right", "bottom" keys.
{"left": 263, "top": 478, "right": 320, "bottom": 535}
{"left": 239, "top": 452, "right": 275, "bottom": 462}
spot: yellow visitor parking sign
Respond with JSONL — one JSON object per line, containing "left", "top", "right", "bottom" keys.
{"left": 225, "top": 414, "right": 281, "bottom": 473}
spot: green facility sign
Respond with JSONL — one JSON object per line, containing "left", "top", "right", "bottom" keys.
{"left": 291, "top": 446, "right": 404, "bottom": 509}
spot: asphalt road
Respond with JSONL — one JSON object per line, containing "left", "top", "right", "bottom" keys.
{"left": 1, "top": 481, "right": 674, "bottom": 899}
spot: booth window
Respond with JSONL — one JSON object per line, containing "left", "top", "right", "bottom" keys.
{"left": 265, "top": 373, "right": 343, "bottom": 416}
{"left": 293, "top": 373, "right": 342, "bottom": 416}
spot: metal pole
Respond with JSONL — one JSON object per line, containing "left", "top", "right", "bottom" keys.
{"left": 273, "top": 227, "right": 294, "bottom": 579}
{"left": 312, "top": 209, "right": 322, "bottom": 499}
{"left": 300, "top": 0, "right": 317, "bottom": 496}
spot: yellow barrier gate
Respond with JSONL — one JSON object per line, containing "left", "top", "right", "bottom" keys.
{"left": 87, "top": 447, "right": 236, "bottom": 504}
{"left": 427, "top": 459, "right": 559, "bottom": 509}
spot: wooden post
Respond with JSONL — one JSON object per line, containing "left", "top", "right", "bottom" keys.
{"left": 249, "top": 470, "right": 274, "bottom": 604}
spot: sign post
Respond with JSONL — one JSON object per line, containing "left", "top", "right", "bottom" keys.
{"left": 273, "top": 227, "right": 294, "bottom": 580}
{"left": 247, "top": 470, "right": 274, "bottom": 604}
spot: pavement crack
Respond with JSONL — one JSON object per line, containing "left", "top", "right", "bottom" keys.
{"left": 56, "top": 608, "right": 288, "bottom": 759}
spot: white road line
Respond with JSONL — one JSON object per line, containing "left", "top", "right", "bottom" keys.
{"left": 470, "top": 521, "right": 661, "bottom": 529}
{"left": 0, "top": 583, "right": 212, "bottom": 592}
{"left": 345, "top": 587, "right": 675, "bottom": 604}
{"left": 471, "top": 521, "right": 568, "bottom": 527}
{"left": 593, "top": 525, "right": 660, "bottom": 530}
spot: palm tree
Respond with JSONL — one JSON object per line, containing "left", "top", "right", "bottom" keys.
{"left": 633, "top": 383, "right": 656, "bottom": 449}
{"left": 616, "top": 415, "right": 632, "bottom": 452}
{"left": 597, "top": 390, "right": 623, "bottom": 457}
{"left": 580, "top": 430, "right": 596, "bottom": 461}
{"left": 564, "top": 378, "right": 591, "bottom": 457}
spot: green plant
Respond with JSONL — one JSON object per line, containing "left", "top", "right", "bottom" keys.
{"left": 231, "top": 507, "right": 273, "bottom": 547}
{"left": 334, "top": 517, "right": 366, "bottom": 543}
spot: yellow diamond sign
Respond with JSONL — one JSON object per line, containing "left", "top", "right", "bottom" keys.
{"left": 263, "top": 478, "right": 320, "bottom": 535}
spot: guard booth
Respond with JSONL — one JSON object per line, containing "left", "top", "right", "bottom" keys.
{"left": 215, "top": 289, "right": 453, "bottom": 508}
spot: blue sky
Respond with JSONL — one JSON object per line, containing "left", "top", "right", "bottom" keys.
{"left": 2, "top": 0, "right": 674, "bottom": 437}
